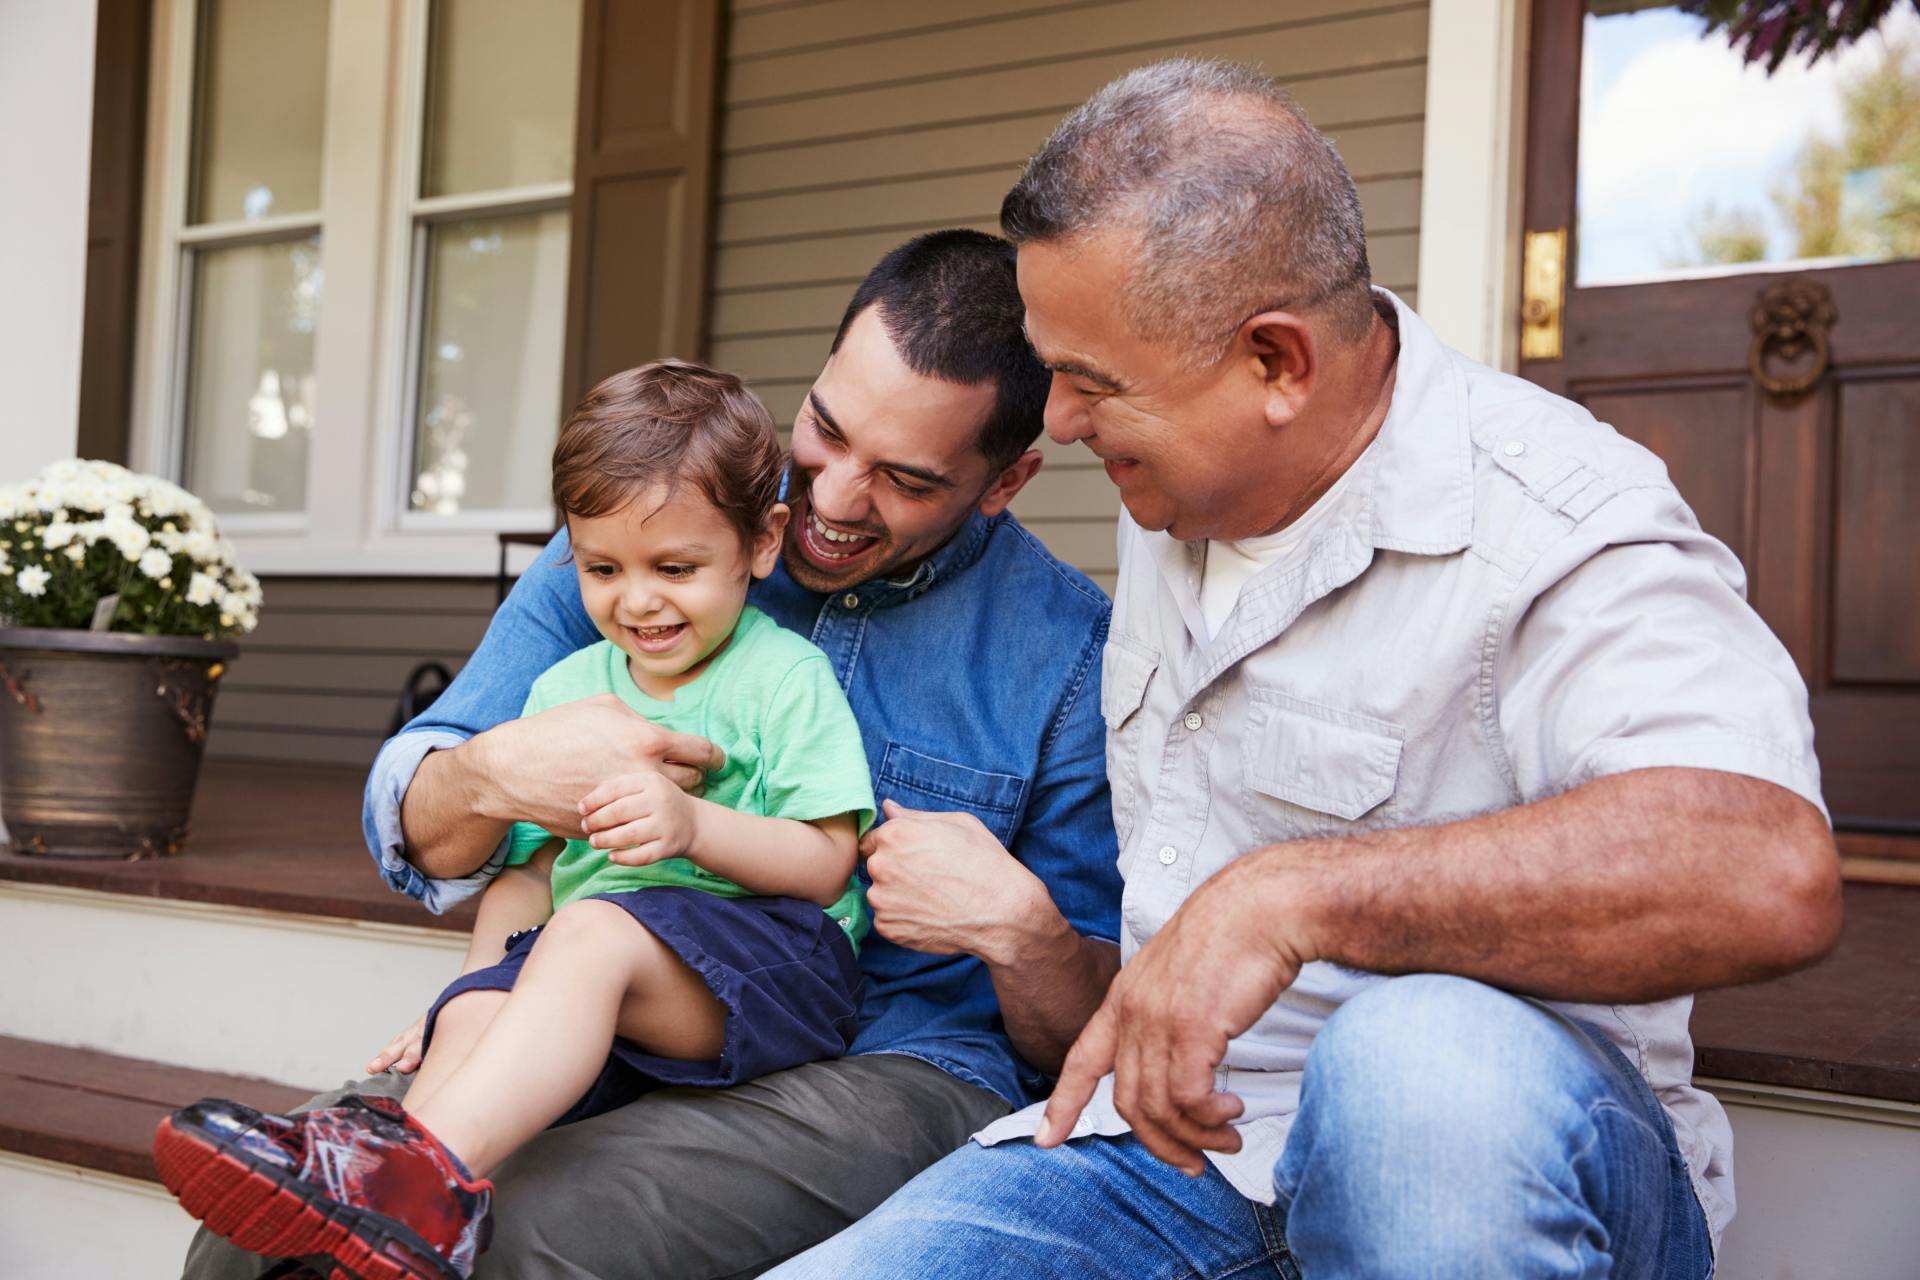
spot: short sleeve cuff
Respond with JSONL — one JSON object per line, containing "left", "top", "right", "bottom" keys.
{"left": 363, "top": 729, "right": 512, "bottom": 914}
{"left": 1565, "top": 735, "right": 1830, "bottom": 824}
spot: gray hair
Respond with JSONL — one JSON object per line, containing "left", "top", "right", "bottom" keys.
{"left": 1000, "top": 58, "right": 1374, "bottom": 363}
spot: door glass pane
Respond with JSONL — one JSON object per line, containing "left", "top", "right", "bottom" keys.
{"left": 410, "top": 212, "right": 569, "bottom": 514}
{"left": 1578, "top": 3, "right": 1920, "bottom": 286}
{"left": 184, "top": 238, "right": 323, "bottom": 514}
{"left": 190, "top": 0, "right": 330, "bottom": 224}
{"left": 422, "top": 0, "right": 583, "bottom": 197}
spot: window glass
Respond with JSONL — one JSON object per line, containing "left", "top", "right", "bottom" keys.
{"left": 422, "top": 0, "right": 583, "bottom": 197}
{"left": 183, "top": 238, "right": 323, "bottom": 513}
{"left": 1578, "top": 2, "right": 1920, "bottom": 285}
{"left": 410, "top": 212, "right": 570, "bottom": 514}
{"left": 190, "top": 0, "right": 330, "bottom": 224}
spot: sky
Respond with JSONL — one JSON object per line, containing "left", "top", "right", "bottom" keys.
{"left": 1576, "top": 4, "right": 1920, "bottom": 285}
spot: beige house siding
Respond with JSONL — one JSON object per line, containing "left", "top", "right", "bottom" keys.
{"left": 711, "top": 0, "right": 1429, "bottom": 593}
{"left": 220, "top": 0, "right": 1429, "bottom": 765}
{"left": 208, "top": 579, "right": 493, "bottom": 765}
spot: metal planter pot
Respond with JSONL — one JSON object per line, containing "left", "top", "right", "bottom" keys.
{"left": 0, "top": 628, "right": 238, "bottom": 858}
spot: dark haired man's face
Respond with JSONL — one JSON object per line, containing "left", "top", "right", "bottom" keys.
{"left": 782, "top": 306, "right": 1011, "bottom": 593}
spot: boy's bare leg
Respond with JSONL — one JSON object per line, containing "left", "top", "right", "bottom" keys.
{"left": 404, "top": 988, "right": 508, "bottom": 1116}
{"left": 410, "top": 898, "right": 725, "bottom": 1175}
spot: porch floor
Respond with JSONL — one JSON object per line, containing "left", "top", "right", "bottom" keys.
{"left": 2, "top": 761, "right": 1915, "bottom": 1104}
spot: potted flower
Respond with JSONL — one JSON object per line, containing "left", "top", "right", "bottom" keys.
{"left": 0, "top": 459, "right": 262, "bottom": 858}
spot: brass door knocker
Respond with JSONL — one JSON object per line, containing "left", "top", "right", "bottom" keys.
{"left": 1749, "top": 281, "right": 1836, "bottom": 399}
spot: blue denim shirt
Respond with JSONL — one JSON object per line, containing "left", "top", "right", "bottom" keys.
{"left": 362, "top": 510, "right": 1122, "bottom": 1107}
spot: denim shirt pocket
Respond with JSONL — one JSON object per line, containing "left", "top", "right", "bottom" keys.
{"left": 1243, "top": 695, "right": 1405, "bottom": 841}
{"left": 876, "top": 743, "right": 1028, "bottom": 846}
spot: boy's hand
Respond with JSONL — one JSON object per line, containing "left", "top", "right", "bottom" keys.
{"left": 367, "top": 1012, "right": 427, "bottom": 1076}
{"left": 580, "top": 771, "right": 698, "bottom": 866}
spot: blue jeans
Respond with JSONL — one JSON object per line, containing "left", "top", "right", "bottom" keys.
{"left": 766, "top": 976, "right": 1714, "bottom": 1279}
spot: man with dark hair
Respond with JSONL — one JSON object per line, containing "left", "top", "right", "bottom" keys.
{"left": 767, "top": 58, "right": 1837, "bottom": 1280}
{"left": 180, "top": 230, "right": 1124, "bottom": 1279}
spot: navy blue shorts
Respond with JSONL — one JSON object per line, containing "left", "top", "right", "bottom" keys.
{"left": 421, "top": 887, "right": 862, "bottom": 1126}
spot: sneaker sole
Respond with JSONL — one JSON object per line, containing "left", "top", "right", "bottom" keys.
{"left": 154, "top": 1114, "right": 461, "bottom": 1280}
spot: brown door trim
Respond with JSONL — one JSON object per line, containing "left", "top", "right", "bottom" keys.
{"left": 77, "top": 0, "right": 155, "bottom": 467}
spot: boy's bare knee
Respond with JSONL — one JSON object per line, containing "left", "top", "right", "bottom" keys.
{"left": 539, "top": 898, "right": 640, "bottom": 949}
{"left": 435, "top": 987, "right": 506, "bottom": 1029}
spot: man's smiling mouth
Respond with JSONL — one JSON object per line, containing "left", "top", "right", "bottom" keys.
{"left": 799, "top": 506, "right": 880, "bottom": 562}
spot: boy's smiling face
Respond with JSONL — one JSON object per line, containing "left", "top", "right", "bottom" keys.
{"left": 569, "top": 484, "right": 788, "bottom": 699}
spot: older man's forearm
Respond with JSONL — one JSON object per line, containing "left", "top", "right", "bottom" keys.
{"left": 980, "top": 895, "right": 1122, "bottom": 1075}
{"left": 1240, "top": 766, "right": 1841, "bottom": 1006}
{"left": 399, "top": 739, "right": 514, "bottom": 880}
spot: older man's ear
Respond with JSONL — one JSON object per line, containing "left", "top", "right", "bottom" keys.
{"left": 1240, "top": 311, "right": 1316, "bottom": 429}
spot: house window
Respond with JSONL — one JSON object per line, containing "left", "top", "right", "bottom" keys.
{"left": 136, "top": 0, "right": 582, "bottom": 572}
{"left": 178, "top": 0, "right": 327, "bottom": 518}
{"left": 404, "top": 0, "right": 579, "bottom": 521}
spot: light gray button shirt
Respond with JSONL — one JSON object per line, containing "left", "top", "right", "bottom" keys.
{"left": 973, "top": 292, "right": 1827, "bottom": 1250}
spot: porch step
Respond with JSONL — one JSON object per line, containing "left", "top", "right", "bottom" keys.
{"left": 0, "top": 762, "right": 471, "bottom": 1087}
{"left": 0, "top": 1035, "right": 310, "bottom": 1278}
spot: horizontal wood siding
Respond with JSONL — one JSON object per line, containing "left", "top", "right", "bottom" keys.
{"left": 208, "top": 578, "right": 495, "bottom": 767}
{"left": 712, "top": 0, "right": 1429, "bottom": 592}
{"left": 216, "top": 2, "right": 1427, "bottom": 762}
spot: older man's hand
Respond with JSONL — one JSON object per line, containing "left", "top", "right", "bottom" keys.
{"left": 1037, "top": 848, "right": 1312, "bottom": 1175}
{"left": 474, "top": 693, "right": 724, "bottom": 840}
{"left": 861, "top": 799, "right": 1051, "bottom": 959}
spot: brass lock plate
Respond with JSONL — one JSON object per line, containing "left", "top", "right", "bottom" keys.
{"left": 1520, "top": 229, "right": 1567, "bottom": 362}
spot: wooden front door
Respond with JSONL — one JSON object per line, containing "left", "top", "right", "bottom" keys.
{"left": 1519, "top": 2, "right": 1920, "bottom": 835}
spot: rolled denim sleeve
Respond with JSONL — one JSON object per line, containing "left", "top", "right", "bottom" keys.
{"left": 362, "top": 729, "right": 509, "bottom": 912}
{"left": 360, "top": 528, "right": 599, "bottom": 910}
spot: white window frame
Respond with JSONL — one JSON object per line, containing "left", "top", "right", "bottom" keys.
{"left": 131, "top": 0, "right": 568, "bottom": 577}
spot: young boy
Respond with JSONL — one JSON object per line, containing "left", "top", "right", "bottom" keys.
{"left": 155, "top": 361, "right": 876, "bottom": 1280}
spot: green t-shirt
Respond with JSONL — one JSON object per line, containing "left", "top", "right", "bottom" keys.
{"left": 506, "top": 606, "right": 875, "bottom": 950}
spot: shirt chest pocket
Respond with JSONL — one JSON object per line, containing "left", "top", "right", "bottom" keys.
{"left": 875, "top": 743, "right": 1028, "bottom": 846}
{"left": 1099, "top": 639, "right": 1159, "bottom": 851}
{"left": 1241, "top": 697, "right": 1405, "bottom": 843}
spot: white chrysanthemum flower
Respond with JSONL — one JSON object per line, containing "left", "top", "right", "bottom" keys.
{"left": 64, "top": 543, "right": 85, "bottom": 563}
{"left": 16, "top": 565, "right": 49, "bottom": 596}
{"left": 42, "top": 521, "right": 75, "bottom": 549}
{"left": 185, "top": 571, "right": 220, "bottom": 606}
{"left": 138, "top": 547, "right": 173, "bottom": 580}
{"left": 102, "top": 515, "right": 149, "bottom": 561}
{"left": 218, "top": 589, "right": 250, "bottom": 618}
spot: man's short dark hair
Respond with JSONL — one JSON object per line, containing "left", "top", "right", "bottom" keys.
{"left": 829, "top": 230, "right": 1048, "bottom": 475}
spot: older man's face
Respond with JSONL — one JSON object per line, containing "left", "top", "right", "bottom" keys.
{"left": 1018, "top": 230, "right": 1286, "bottom": 541}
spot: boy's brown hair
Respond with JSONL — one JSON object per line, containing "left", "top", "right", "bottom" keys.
{"left": 551, "top": 359, "right": 783, "bottom": 547}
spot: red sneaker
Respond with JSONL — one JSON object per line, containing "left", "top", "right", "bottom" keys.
{"left": 155, "top": 1094, "right": 492, "bottom": 1280}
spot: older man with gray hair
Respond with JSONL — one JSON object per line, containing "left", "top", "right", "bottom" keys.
{"left": 768, "top": 59, "right": 1839, "bottom": 1280}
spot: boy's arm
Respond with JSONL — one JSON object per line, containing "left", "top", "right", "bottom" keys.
{"left": 462, "top": 839, "right": 561, "bottom": 973}
{"left": 576, "top": 771, "right": 857, "bottom": 908}
{"left": 687, "top": 805, "right": 858, "bottom": 907}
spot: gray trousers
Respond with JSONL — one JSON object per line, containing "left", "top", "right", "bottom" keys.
{"left": 178, "top": 1052, "right": 1010, "bottom": 1280}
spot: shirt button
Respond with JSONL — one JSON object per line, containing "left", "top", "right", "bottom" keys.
{"left": 841, "top": 593, "right": 860, "bottom": 609}
{"left": 1502, "top": 440, "right": 1526, "bottom": 457}
{"left": 1183, "top": 712, "right": 1203, "bottom": 731}
{"left": 1158, "top": 845, "right": 1177, "bottom": 866}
